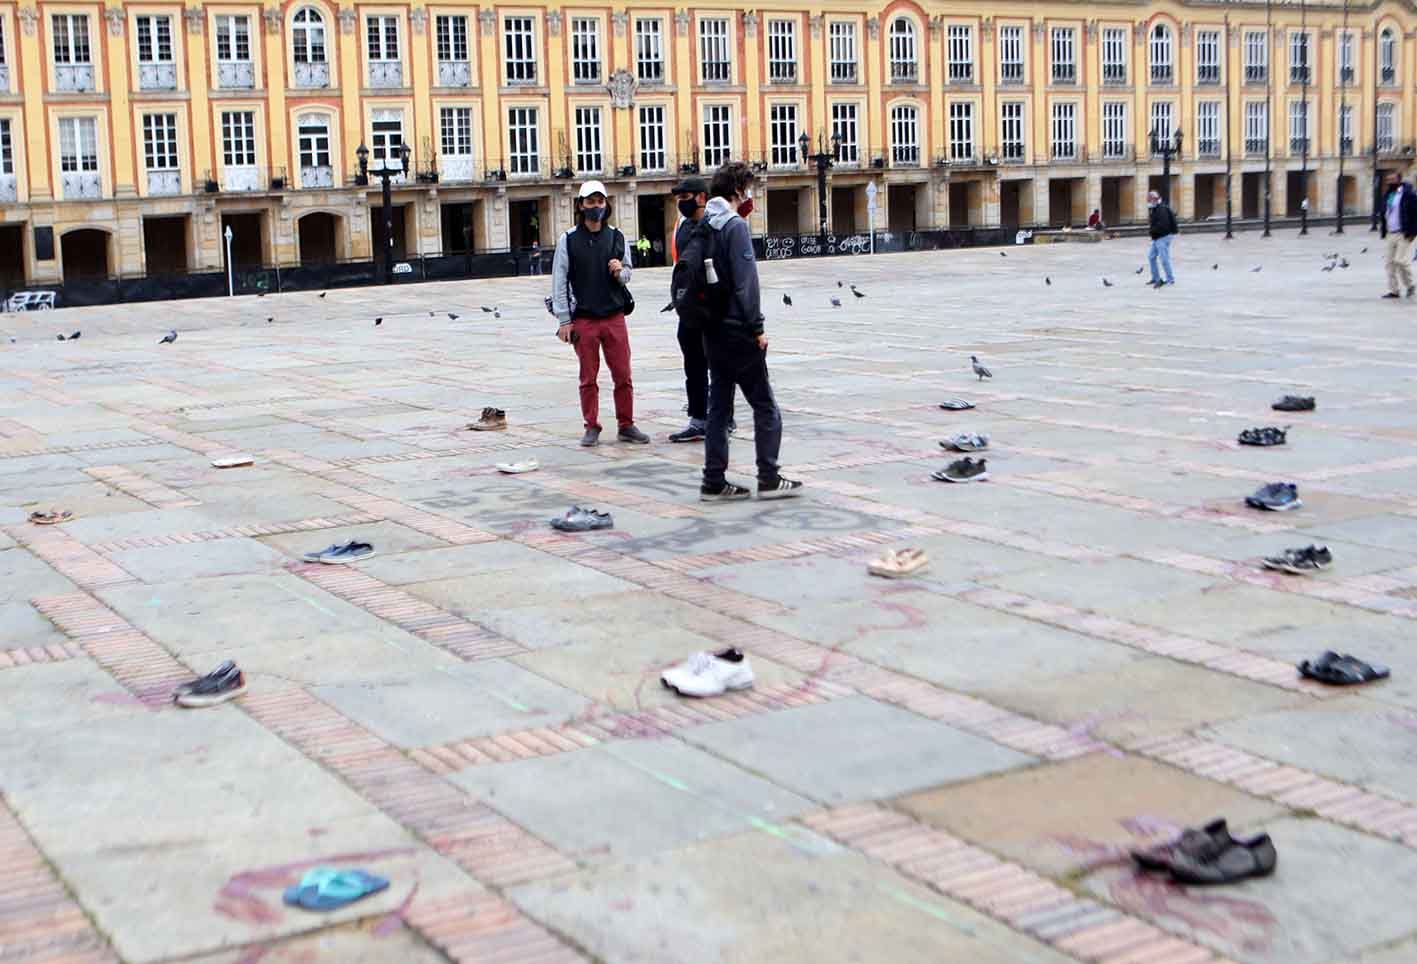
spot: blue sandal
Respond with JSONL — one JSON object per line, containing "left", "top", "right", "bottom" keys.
{"left": 282, "top": 867, "right": 389, "bottom": 911}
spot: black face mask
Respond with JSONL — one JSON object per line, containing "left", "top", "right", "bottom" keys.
{"left": 582, "top": 205, "right": 605, "bottom": 223}
{"left": 677, "top": 198, "right": 700, "bottom": 219}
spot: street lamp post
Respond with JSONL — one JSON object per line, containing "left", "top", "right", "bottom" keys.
{"left": 1299, "top": 0, "right": 1309, "bottom": 236}
{"left": 799, "top": 130, "right": 843, "bottom": 242}
{"left": 223, "top": 224, "right": 234, "bottom": 296}
{"left": 1149, "top": 127, "right": 1183, "bottom": 207}
{"left": 1225, "top": 13, "right": 1234, "bottom": 240}
{"left": 1263, "top": 0, "right": 1273, "bottom": 237}
{"left": 357, "top": 140, "right": 411, "bottom": 284}
{"left": 1337, "top": 0, "right": 1349, "bottom": 234}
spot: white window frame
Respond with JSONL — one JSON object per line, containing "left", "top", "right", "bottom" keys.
{"left": 999, "top": 25, "right": 1024, "bottom": 83}
{"left": 1288, "top": 98, "right": 1310, "bottom": 154}
{"left": 829, "top": 21, "right": 856, "bottom": 83}
{"left": 59, "top": 115, "right": 100, "bottom": 199}
{"left": 435, "top": 15, "right": 468, "bottom": 63}
{"left": 574, "top": 105, "right": 603, "bottom": 173}
{"left": 1289, "top": 31, "right": 1311, "bottom": 84}
{"left": 635, "top": 18, "right": 664, "bottom": 83}
{"left": 1245, "top": 31, "right": 1267, "bottom": 83}
{"left": 769, "top": 102, "right": 798, "bottom": 167}
{"left": 831, "top": 101, "right": 859, "bottom": 164}
{"left": 135, "top": 15, "right": 173, "bottom": 64}
{"left": 1102, "top": 27, "right": 1127, "bottom": 84}
{"left": 1150, "top": 101, "right": 1175, "bottom": 142}
{"left": 1381, "top": 28, "right": 1397, "bottom": 85}
{"left": 702, "top": 103, "right": 732, "bottom": 167}
{"left": 1102, "top": 101, "right": 1127, "bottom": 158}
{"left": 142, "top": 112, "right": 179, "bottom": 171}
{"left": 1339, "top": 103, "right": 1354, "bottom": 154}
{"left": 1378, "top": 102, "right": 1396, "bottom": 151}
{"left": 889, "top": 102, "right": 919, "bottom": 165}
{"left": 1196, "top": 100, "right": 1221, "bottom": 157}
{"left": 1051, "top": 101, "right": 1077, "bottom": 159}
{"left": 508, "top": 105, "right": 540, "bottom": 174}
{"left": 948, "top": 101, "right": 974, "bottom": 160}
{"left": 370, "top": 108, "right": 406, "bottom": 177}
{"left": 1338, "top": 31, "right": 1355, "bottom": 85}
{"left": 215, "top": 14, "right": 251, "bottom": 63}
{"left": 637, "top": 103, "right": 666, "bottom": 171}
{"left": 1000, "top": 101, "right": 1025, "bottom": 159}
{"left": 889, "top": 18, "right": 917, "bottom": 83}
{"left": 221, "top": 110, "right": 257, "bottom": 167}
{"left": 571, "top": 17, "right": 601, "bottom": 83}
{"left": 947, "top": 25, "right": 973, "bottom": 84}
{"left": 51, "top": 13, "right": 91, "bottom": 64}
{"left": 1244, "top": 101, "right": 1269, "bottom": 154}
{"left": 297, "top": 114, "right": 332, "bottom": 169}
{"left": 0, "top": 118, "right": 14, "bottom": 178}
{"left": 768, "top": 18, "right": 797, "bottom": 83}
{"left": 699, "top": 17, "right": 730, "bottom": 83}
{"left": 504, "top": 16, "right": 536, "bottom": 84}
{"left": 292, "top": 8, "right": 326, "bottom": 64}
{"left": 1150, "top": 24, "right": 1173, "bottom": 84}
{"left": 366, "top": 15, "right": 399, "bottom": 61}
{"left": 1051, "top": 27, "right": 1076, "bottom": 84}
{"left": 1196, "top": 30, "right": 1221, "bottom": 84}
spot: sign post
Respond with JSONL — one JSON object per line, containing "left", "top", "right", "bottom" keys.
{"left": 223, "top": 225, "right": 234, "bottom": 297}
{"left": 865, "top": 181, "right": 878, "bottom": 255}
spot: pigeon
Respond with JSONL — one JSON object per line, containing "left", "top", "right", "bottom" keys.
{"left": 782, "top": 293, "right": 793, "bottom": 306}
{"left": 1339, "top": 258, "right": 1350, "bottom": 269}
{"left": 1321, "top": 263, "right": 1335, "bottom": 272}
{"left": 660, "top": 302, "right": 675, "bottom": 313}
{"left": 1102, "top": 278, "right": 1114, "bottom": 288}
{"left": 448, "top": 312, "right": 460, "bottom": 321}
{"left": 56, "top": 334, "right": 65, "bottom": 341}
{"left": 1251, "top": 266, "right": 1262, "bottom": 272}
{"left": 1000, "top": 251, "right": 1007, "bottom": 258}
{"left": 830, "top": 297, "right": 842, "bottom": 308}
{"left": 850, "top": 285, "right": 866, "bottom": 298}
{"left": 159, "top": 330, "right": 177, "bottom": 344}
{"left": 480, "top": 306, "right": 497, "bottom": 313}
{"left": 1045, "top": 277, "right": 1051, "bottom": 286}
{"left": 494, "top": 309, "right": 501, "bottom": 319}
{"left": 266, "top": 316, "right": 274, "bottom": 324}
{"left": 374, "top": 318, "right": 383, "bottom": 326}
{"left": 1135, "top": 267, "right": 1145, "bottom": 274}
{"left": 971, "top": 355, "right": 992, "bottom": 380}
{"left": 837, "top": 281, "right": 843, "bottom": 288}
{"left": 429, "top": 311, "right": 436, "bottom": 317}
{"left": 318, "top": 292, "right": 327, "bottom": 299}
{"left": 1362, "top": 247, "right": 1369, "bottom": 254}
{"left": 69, "top": 331, "right": 80, "bottom": 340}
{"left": 1212, "top": 264, "right": 1219, "bottom": 270}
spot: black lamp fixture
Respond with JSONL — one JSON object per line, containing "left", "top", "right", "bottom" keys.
{"left": 1149, "top": 127, "right": 1183, "bottom": 207}
{"left": 359, "top": 140, "right": 411, "bottom": 285}
{"left": 355, "top": 142, "right": 370, "bottom": 186}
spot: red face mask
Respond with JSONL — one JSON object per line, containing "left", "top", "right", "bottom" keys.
{"left": 737, "top": 190, "right": 755, "bottom": 218}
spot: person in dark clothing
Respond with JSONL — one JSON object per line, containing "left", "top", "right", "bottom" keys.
{"left": 1146, "top": 191, "right": 1179, "bottom": 287}
{"left": 552, "top": 180, "right": 650, "bottom": 447}
{"left": 667, "top": 176, "right": 735, "bottom": 443}
{"left": 1379, "top": 171, "right": 1417, "bottom": 299}
{"left": 698, "top": 162, "right": 801, "bottom": 502}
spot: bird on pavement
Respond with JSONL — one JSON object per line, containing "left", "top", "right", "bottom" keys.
{"left": 782, "top": 293, "right": 793, "bottom": 306}
{"left": 318, "top": 292, "right": 327, "bottom": 298}
{"left": 159, "top": 330, "right": 177, "bottom": 344}
{"left": 69, "top": 331, "right": 80, "bottom": 340}
{"left": 481, "top": 306, "right": 497, "bottom": 313}
{"left": 1045, "top": 277, "right": 1051, "bottom": 286}
{"left": 1102, "top": 278, "right": 1114, "bottom": 288}
{"left": 1251, "top": 266, "right": 1263, "bottom": 272}
{"left": 837, "top": 281, "right": 843, "bottom": 288}
{"left": 375, "top": 317, "right": 383, "bottom": 326}
{"left": 1362, "top": 247, "right": 1369, "bottom": 254}
{"left": 1339, "top": 258, "right": 1350, "bottom": 269}
{"left": 1000, "top": 251, "right": 1008, "bottom": 258}
{"left": 850, "top": 285, "right": 866, "bottom": 298}
{"left": 830, "top": 296, "right": 842, "bottom": 307}
{"left": 1321, "top": 263, "right": 1335, "bottom": 272}
{"left": 1212, "top": 264, "right": 1219, "bottom": 270}
{"left": 494, "top": 309, "right": 501, "bottom": 318}
{"left": 266, "top": 317, "right": 274, "bottom": 324}
{"left": 971, "top": 355, "right": 992, "bottom": 380}
{"left": 1135, "top": 267, "right": 1145, "bottom": 274}
{"left": 448, "top": 312, "right": 460, "bottom": 320}
{"left": 55, "top": 334, "right": 65, "bottom": 341}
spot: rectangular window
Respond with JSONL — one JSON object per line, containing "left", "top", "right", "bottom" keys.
{"left": 1150, "top": 101, "right": 1174, "bottom": 142}
{"left": 1196, "top": 101, "right": 1221, "bottom": 157}
{"left": 702, "top": 103, "right": 731, "bottom": 166}
{"left": 1197, "top": 30, "right": 1220, "bottom": 84}
{"left": 1102, "top": 27, "right": 1126, "bottom": 84}
{"left": 367, "top": 16, "right": 398, "bottom": 61}
{"left": 0, "top": 19, "right": 6, "bottom": 69}
{"left": 1051, "top": 27, "right": 1076, "bottom": 84}
{"left": 1378, "top": 102, "right": 1396, "bottom": 152}
{"left": 769, "top": 102, "right": 798, "bottom": 166}
{"left": 370, "top": 110, "right": 404, "bottom": 171}
{"left": 52, "top": 14, "right": 91, "bottom": 64}
{"left": 504, "top": 16, "right": 536, "bottom": 83}
{"left": 440, "top": 106, "right": 473, "bottom": 156}
{"left": 436, "top": 16, "right": 468, "bottom": 62}
{"left": 1339, "top": 32, "right": 1355, "bottom": 84}
{"left": 135, "top": 15, "right": 173, "bottom": 63}
{"left": 221, "top": 110, "right": 256, "bottom": 166}
{"left": 1051, "top": 101, "right": 1076, "bottom": 158}
{"left": 699, "top": 17, "right": 730, "bottom": 82}
{"left": 999, "top": 25, "right": 1024, "bottom": 83}
{"left": 831, "top": 101, "right": 858, "bottom": 164}
{"left": 215, "top": 14, "right": 250, "bottom": 62}
{"left": 1289, "top": 99, "right": 1309, "bottom": 153}
{"left": 1001, "top": 101, "right": 1025, "bottom": 159}
{"left": 0, "top": 118, "right": 12, "bottom": 175}
{"left": 947, "top": 25, "right": 973, "bottom": 83}
{"left": 58, "top": 116, "right": 98, "bottom": 171}
{"left": 508, "top": 105, "right": 540, "bottom": 173}
{"left": 948, "top": 101, "right": 973, "bottom": 159}
{"left": 1339, "top": 104, "right": 1354, "bottom": 155}
{"left": 829, "top": 21, "right": 856, "bottom": 83}
{"left": 1102, "top": 101, "right": 1127, "bottom": 158}
{"left": 571, "top": 17, "right": 600, "bottom": 83}
{"left": 635, "top": 19, "right": 664, "bottom": 83}
{"left": 297, "top": 116, "right": 331, "bottom": 181}
{"left": 890, "top": 104, "right": 919, "bottom": 165}
{"left": 768, "top": 19, "right": 796, "bottom": 83}
{"left": 1244, "top": 101, "right": 1268, "bottom": 154}
{"left": 638, "top": 104, "right": 666, "bottom": 171}
{"left": 574, "top": 105, "right": 602, "bottom": 173}
{"left": 1245, "top": 31, "right": 1267, "bottom": 83}
{"left": 1290, "top": 32, "right": 1310, "bottom": 84}
{"left": 1150, "top": 26, "right": 1173, "bottom": 83}
{"left": 143, "top": 113, "right": 178, "bottom": 170}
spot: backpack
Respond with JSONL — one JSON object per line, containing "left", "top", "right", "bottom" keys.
{"left": 549, "top": 226, "right": 636, "bottom": 317}
{"left": 670, "top": 219, "right": 728, "bottom": 327}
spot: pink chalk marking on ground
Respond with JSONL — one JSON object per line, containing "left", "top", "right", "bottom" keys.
{"left": 213, "top": 847, "right": 416, "bottom": 924}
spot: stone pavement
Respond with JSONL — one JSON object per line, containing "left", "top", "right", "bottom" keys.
{"left": 2, "top": 231, "right": 1417, "bottom": 964}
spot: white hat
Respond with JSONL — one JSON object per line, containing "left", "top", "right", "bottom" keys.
{"left": 577, "top": 180, "right": 608, "bottom": 199}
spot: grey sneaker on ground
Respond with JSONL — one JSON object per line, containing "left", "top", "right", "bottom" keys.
{"left": 1272, "top": 395, "right": 1315, "bottom": 412}
{"left": 669, "top": 422, "right": 706, "bottom": 443}
{"left": 941, "top": 432, "right": 990, "bottom": 452}
{"left": 1245, "top": 482, "right": 1301, "bottom": 511}
{"left": 757, "top": 477, "right": 803, "bottom": 500}
{"left": 932, "top": 457, "right": 989, "bottom": 483}
{"left": 550, "top": 506, "right": 614, "bottom": 531}
{"left": 700, "top": 482, "right": 752, "bottom": 502}
{"left": 1262, "top": 545, "right": 1332, "bottom": 574}
{"left": 618, "top": 425, "right": 651, "bottom": 444}
{"left": 174, "top": 660, "right": 247, "bottom": 708}
{"left": 580, "top": 427, "right": 602, "bottom": 447}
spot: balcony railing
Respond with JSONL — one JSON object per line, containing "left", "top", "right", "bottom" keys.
{"left": 1052, "top": 64, "right": 1076, "bottom": 84}
{"left": 1377, "top": 138, "right": 1400, "bottom": 155}
{"left": 55, "top": 64, "right": 95, "bottom": 92}
{"left": 1244, "top": 65, "right": 1267, "bottom": 84}
{"left": 769, "top": 62, "right": 796, "bottom": 83}
{"left": 62, "top": 171, "right": 101, "bottom": 199}
{"left": 1051, "top": 142, "right": 1078, "bottom": 161}
{"left": 1150, "top": 64, "right": 1173, "bottom": 84}
{"left": 1101, "top": 143, "right": 1132, "bottom": 161}
{"left": 891, "top": 145, "right": 920, "bottom": 166}
{"left": 1000, "top": 63, "right": 1024, "bottom": 84}
{"left": 948, "top": 66, "right": 973, "bottom": 84}
{"left": 1340, "top": 137, "right": 1354, "bottom": 156}
{"left": 1197, "top": 65, "right": 1220, "bottom": 85}
{"left": 890, "top": 61, "right": 917, "bottom": 83}
{"left": 702, "top": 61, "right": 730, "bottom": 82}
{"left": 1000, "top": 142, "right": 1025, "bottom": 162}
{"left": 369, "top": 61, "right": 403, "bottom": 88}
{"left": 1290, "top": 65, "right": 1310, "bottom": 84}
{"left": 224, "top": 165, "right": 262, "bottom": 192}
{"left": 638, "top": 61, "right": 665, "bottom": 83}
{"left": 0, "top": 173, "right": 16, "bottom": 202}
{"left": 830, "top": 62, "right": 856, "bottom": 83}
{"left": 1102, "top": 63, "right": 1126, "bottom": 85}
{"left": 217, "top": 61, "right": 255, "bottom": 89}
{"left": 441, "top": 155, "right": 475, "bottom": 181}
{"left": 1197, "top": 139, "right": 1221, "bottom": 159}
{"left": 437, "top": 60, "right": 471, "bottom": 86}
{"left": 138, "top": 62, "right": 177, "bottom": 91}
{"left": 300, "top": 164, "right": 334, "bottom": 188}
{"left": 294, "top": 62, "right": 330, "bottom": 88}
{"left": 1244, "top": 137, "right": 1268, "bottom": 156}
{"left": 1290, "top": 136, "right": 1310, "bottom": 155}
{"left": 147, "top": 170, "right": 181, "bottom": 195}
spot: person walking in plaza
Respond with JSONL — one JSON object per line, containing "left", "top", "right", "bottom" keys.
{"left": 1380, "top": 170, "right": 1417, "bottom": 299}
{"left": 698, "top": 161, "right": 801, "bottom": 501}
{"left": 667, "top": 176, "right": 713, "bottom": 443}
{"left": 552, "top": 180, "right": 650, "bottom": 446}
{"left": 1146, "top": 191, "right": 1179, "bottom": 288}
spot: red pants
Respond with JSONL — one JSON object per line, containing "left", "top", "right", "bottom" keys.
{"left": 572, "top": 313, "right": 634, "bottom": 430}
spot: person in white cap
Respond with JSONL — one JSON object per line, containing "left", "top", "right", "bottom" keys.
{"left": 550, "top": 180, "right": 649, "bottom": 446}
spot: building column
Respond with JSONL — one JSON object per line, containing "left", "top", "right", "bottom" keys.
{"left": 931, "top": 175, "right": 949, "bottom": 228}
{"left": 1032, "top": 177, "right": 1050, "bottom": 227}
{"left": 1085, "top": 172, "right": 1103, "bottom": 220}
{"left": 1176, "top": 167, "right": 1196, "bottom": 219}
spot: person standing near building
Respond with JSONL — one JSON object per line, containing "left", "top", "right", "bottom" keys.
{"left": 1146, "top": 191, "right": 1179, "bottom": 288}
{"left": 1380, "top": 170, "right": 1417, "bottom": 299}
{"left": 552, "top": 180, "right": 651, "bottom": 446}
{"left": 668, "top": 176, "right": 714, "bottom": 443}
{"left": 698, "top": 161, "right": 801, "bottom": 501}
{"left": 635, "top": 235, "right": 652, "bottom": 267}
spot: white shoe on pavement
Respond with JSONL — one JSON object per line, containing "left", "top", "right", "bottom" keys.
{"left": 660, "top": 648, "right": 755, "bottom": 697}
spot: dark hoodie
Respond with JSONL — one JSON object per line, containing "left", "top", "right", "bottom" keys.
{"left": 704, "top": 197, "right": 763, "bottom": 337}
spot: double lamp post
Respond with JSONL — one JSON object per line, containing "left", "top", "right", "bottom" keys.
{"left": 356, "top": 140, "right": 411, "bottom": 285}
{"left": 798, "top": 130, "right": 843, "bottom": 240}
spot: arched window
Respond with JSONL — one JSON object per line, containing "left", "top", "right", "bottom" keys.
{"left": 1149, "top": 24, "right": 1173, "bottom": 83}
{"left": 297, "top": 112, "right": 333, "bottom": 187}
{"left": 292, "top": 8, "right": 330, "bottom": 87}
{"left": 889, "top": 18, "right": 916, "bottom": 83}
{"left": 1381, "top": 28, "right": 1397, "bottom": 84}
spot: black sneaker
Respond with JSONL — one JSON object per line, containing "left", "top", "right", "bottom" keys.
{"left": 932, "top": 457, "right": 989, "bottom": 483}
{"left": 580, "top": 427, "right": 602, "bottom": 447}
{"left": 618, "top": 425, "right": 651, "bottom": 444}
{"left": 668, "top": 423, "right": 706, "bottom": 443}
{"left": 1238, "top": 426, "right": 1289, "bottom": 447}
{"left": 757, "top": 477, "right": 803, "bottom": 500}
{"left": 174, "top": 660, "right": 247, "bottom": 707}
{"left": 1382, "top": 292, "right": 1402, "bottom": 299}
{"left": 1246, "top": 482, "right": 1301, "bottom": 511}
{"left": 700, "top": 482, "right": 752, "bottom": 502}
{"left": 1272, "top": 395, "right": 1315, "bottom": 412}
{"left": 1262, "top": 544, "right": 1333, "bottom": 574}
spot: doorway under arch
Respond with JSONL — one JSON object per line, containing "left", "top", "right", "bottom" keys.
{"left": 61, "top": 228, "right": 111, "bottom": 280}
{"left": 298, "top": 211, "right": 342, "bottom": 264}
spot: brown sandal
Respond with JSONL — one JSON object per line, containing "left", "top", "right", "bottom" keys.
{"left": 867, "top": 548, "right": 929, "bottom": 579}
{"left": 28, "top": 510, "right": 73, "bottom": 525}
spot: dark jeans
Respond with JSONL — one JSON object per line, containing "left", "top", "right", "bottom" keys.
{"left": 703, "top": 333, "right": 782, "bottom": 488}
{"left": 677, "top": 318, "right": 708, "bottom": 421}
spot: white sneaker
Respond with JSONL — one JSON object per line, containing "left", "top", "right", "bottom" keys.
{"left": 660, "top": 648, "right": 755, "bottom": 697}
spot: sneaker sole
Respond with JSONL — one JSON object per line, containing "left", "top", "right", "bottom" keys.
{"left": 308, "top": 551, "right": 376, "bottom": 564}
{"left": 176, "top": 682, "right": 247, "bottom": 708}
{"left": 700, "top": 492, "right": 752, "bottom": 502}
{"left": 661, "top": 678, "right": 754, "bottom": 697}
{"left": 618, "top": 437, "right": 651, "bottom": 444}
{"left": 468, "top": 425, "right": 507, "bottom": 432}
{"left": 669, "top": 436, "right": 706, "bottom": 444}
{"left": 937, "top": 472, "right": 989, "bottom": 483}
{"left": 757, "top": 488, "right": 802, "bottom": 500}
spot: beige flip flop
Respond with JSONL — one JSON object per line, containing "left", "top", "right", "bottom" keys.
{"left": 28, "top": 510, "right": 73, "bottom": 525}
{"left": 867, "top": 548, "right": 929, "bottom": 579}
{"left": 211, "top": 454, "right": 255, "bottom": 469}
{"left": 496, "top": 459, "right": 540, "bottom": 474}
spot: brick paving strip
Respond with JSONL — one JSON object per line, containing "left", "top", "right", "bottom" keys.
{"left": 84, "top": 512, "right": 382, "bottom": 555}
{"left": 0, "top": 437, "right": 171, "bottom": 460}
{"left": 0, "top": 798, "right": 119, "bottom": 964}
{"left": 81, "top": 466, "right": 200, "bottom": 510}
{"left": 5, "top": 526, "right": 140, "bottom": 591}
{"left": 28, "top": 593, "right": 191, "bottom": 706}
{"left": 525, "top": 470, "right": 704, "bottom": 519}
{"left": 801, "top": 806, "right": 1231, "bottom": 964}
{"left": 0, "top": 642, "right": 85, "bottom": 670}
{"left": 403, "top": 893, "right": 587, "bottom": 963}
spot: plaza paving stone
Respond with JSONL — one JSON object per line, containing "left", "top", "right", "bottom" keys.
{"left": 3, "top": 232, "right": 1417, "bottom": 962}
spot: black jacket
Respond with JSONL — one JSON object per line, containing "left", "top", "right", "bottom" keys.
{"left": 1380, "top": 183, "right": 1417, "bottom": 240}
{"left": 1148, "top": 203, "right": 1179, "bottom": 240}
